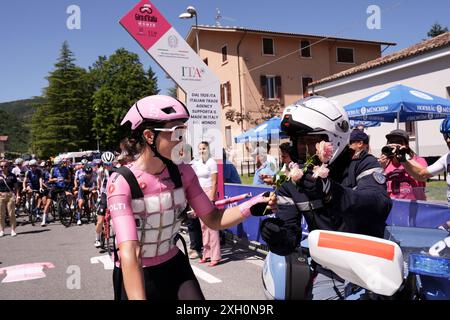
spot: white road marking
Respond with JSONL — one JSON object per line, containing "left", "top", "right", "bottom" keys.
{"left": 191, "top": 265, "right": 222, "bottom": 284}
{"left": 244, "top": 258, "right": 265, "bottom": 267}
{"left": 90, "top": 255, "right": 114, "bottom": 270}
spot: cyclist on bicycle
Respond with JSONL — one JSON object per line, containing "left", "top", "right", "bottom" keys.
{"left": 12, "top": 158, "right": 26, "bottom": 207}
{"left": 108, "top": 95, "right": 276, "bottom": 300}
{"left": 73, "top": 159, "right": 87, "bottom": 199}
{"left": 39, "top": 161, "right": 52, "bottom": 226}
{"left": 94, "top": 152, "right": 115, "bottom": 248}
{"left": 22, "top": 159, "right": 44, "bottom": 222}
{"left": 46, "top": 157, "right": 71, "bottom": 212}
{"left": 76, "top": 165, "right": 97, "bottom": 226}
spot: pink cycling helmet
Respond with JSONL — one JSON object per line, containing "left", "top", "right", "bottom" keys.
{"left": 121, "top": 95, "right": 190, "bottom": 131}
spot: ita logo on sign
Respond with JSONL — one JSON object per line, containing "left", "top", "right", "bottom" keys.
{"left": 120, "top": 0, "right": 171, "bottom": 51}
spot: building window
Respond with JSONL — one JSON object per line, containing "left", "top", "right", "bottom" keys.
{"left": 225, "top": 126, "right": 232, "bottom": 148}
{"left": 261, "top": 75, "right": 282, "bottom": 100}
{"left": 300, "top": 40, "right": 311, "bottom": 58}
{"left": 220, "top": 82, "right": 232, "bottom": 107}
{"left": 222, "top": 45, "right": 228, "bottom": 63}
{"left": 337, "top": 47, "right": 355, "bottom": 64}
{"left": 262, "top": 38, "right": 274, "bottom": 55}
{"left": 406, "top": 121, "right": 416, "bottom": 139}
{"left": 203, "top": 58, "right": 208, "bottom": 66}
{"left": 302, "top": 77, "right": 313, "bottom": 98}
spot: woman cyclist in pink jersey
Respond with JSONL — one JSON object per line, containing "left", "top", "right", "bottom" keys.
{"left": 107, "top": 95, "right": 276, "bottom": 300}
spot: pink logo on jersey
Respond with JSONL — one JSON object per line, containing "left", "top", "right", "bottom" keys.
{"left": 120, "top": 0, "right": 172, "bottom": 51}
{"left": 0, "top": 262, "right": 55, "bottom": 283}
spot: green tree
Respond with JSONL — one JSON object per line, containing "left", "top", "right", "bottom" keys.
{"left": 428, "top": 23, "right": 448, "bottom": 38}
{"left": 0, "top": 110, "right": 30, "bottom": 154}
{"left": 167, "top": 84, "right": 178, "bottom": 98}
{"left": 31, "top": 41, "right": 94, "bottom": 158}
{"left": 91, "top": 48, "right": 159, "bottom": 151}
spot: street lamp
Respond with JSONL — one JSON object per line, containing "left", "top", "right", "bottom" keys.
{"left": 179, "top": 6, "right": 199, "bottom": 54}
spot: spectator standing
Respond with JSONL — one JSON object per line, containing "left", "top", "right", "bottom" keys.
{"left": 191, "top": 142, "right": 221, "bottom": 267}
{"left": 0, "top": 161, "right": 18, "bottom": 237}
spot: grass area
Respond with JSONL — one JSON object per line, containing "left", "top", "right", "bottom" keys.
{"left": 425, "top": 180, "right": 447, "bottom": 203}
{"left": 239, "top": 175, "right": 447, "bottom": 203}
{"left": 240, "top": 175, "right": 254, "bottom": 186}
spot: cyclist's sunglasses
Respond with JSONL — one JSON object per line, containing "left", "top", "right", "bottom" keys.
{"left": 443, "top": 132, "right": 450, "bottom": 140}
{"left": 153, "top": 125, "right": 187, "bottom": 142}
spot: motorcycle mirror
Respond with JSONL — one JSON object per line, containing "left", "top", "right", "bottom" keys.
{"left": 308, "top": 230, "right": 404, "bottom": 297}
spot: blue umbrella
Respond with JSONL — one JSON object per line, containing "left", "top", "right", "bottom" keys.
{"left": 234, "top": 117, "right": 288, "bottom": 143}
{"left": 345, "top": 84, "right": 450, "bottom": 123}
{"left": 349, "top": 120, "right": 381, "bottom": 129}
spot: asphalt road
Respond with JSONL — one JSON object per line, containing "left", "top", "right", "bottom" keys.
{"left": 0, "top": 213, "right": 268, "bottom": 300}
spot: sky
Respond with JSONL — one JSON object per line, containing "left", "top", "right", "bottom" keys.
{"left": 0, "top": 0, "right": 449, "bottom": 103}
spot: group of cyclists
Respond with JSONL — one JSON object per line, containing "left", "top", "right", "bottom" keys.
{"left": 2, "top": 151, "right": 119, "bottom": 248}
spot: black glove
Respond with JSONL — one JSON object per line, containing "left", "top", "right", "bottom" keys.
{"left": 250, "top": 192, "right": 273, "bottom": 216}
{"left": 261, "top": 218, "right": 301, "bottom": 256}
{"left": 261, "top": 218, "right": 285, "bottom": 244}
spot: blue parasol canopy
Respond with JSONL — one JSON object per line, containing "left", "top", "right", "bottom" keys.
{"left": 234, "top": 117, "right": 288, "bottom": 143}
{"left": 345, "top": 84, "right": 450, "bottom": 123}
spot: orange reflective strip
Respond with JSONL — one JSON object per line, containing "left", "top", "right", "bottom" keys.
{"left": 318, "top": 233, "right": 395, "bottom": 261}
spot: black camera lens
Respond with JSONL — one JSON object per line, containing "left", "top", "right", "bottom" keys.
{"left": 381, "top": 146, "right": 395, "bottom": 158}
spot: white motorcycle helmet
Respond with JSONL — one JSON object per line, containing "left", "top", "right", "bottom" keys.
{"left": 281, "top": 96, "right": 350, "bottom": 164}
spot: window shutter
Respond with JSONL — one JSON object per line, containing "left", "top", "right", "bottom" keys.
{"left": 260, "top": 76, "right": 267, "bottom": 99}
{"left": 220, "top": 84, "right": 225, "bottom": 106}
{"left": 226, "top": 82, "right": 232, "bottom": 106}
{"left": 275, "top": 76, "right": 282, "bottom": 100}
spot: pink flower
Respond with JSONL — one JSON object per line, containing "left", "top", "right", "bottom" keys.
{"left": 316, "top": 141, "right": 334, "bottom": 163}
{"left": 312, "top": 164, "right": 330, "bottom": 179}
{"left": 289, "top": 167, "right": 304, "bottom": 183}
{"left": 288, "top": 162, "right": 300, "bottom": 171}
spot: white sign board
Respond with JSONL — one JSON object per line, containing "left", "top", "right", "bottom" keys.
{"left": 120, "top": 0, "right": 222, "bottom": 158}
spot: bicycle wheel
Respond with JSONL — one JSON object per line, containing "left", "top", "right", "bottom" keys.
{"left": 59, "top": 198, "right": 73, "bottom": 227}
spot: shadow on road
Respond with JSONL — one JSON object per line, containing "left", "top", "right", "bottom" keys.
{"left": 15, "top": 229, "right": 51, "bottom": 236}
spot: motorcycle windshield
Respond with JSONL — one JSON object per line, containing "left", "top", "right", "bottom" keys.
{"left": 385, "top": 198, "right": 449, "bottom": 255}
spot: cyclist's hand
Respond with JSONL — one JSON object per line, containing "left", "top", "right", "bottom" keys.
{"left": 39, "top": 188, "right": 44, "bottom": 193}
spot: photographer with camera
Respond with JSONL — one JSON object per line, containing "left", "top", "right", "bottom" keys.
{"left": 379, "top": 129, "right": 427, "bottom": 201}
{"left": 399, "top": 118, "right": 450, "bottom": 233}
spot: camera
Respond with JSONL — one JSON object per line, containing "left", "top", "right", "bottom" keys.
{"left": 381, "top": 145, "right": 408, "bottom": 159}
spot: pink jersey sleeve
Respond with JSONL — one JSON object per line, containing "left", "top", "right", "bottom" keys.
{"left": 107, "top": 172, "right": 139, "bottom": 246}
{"left": 180, "top": 164, "right": 215, "bottom": 217}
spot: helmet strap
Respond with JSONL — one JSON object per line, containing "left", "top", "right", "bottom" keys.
{"left": 144, "top": 131, "right": 183, "bottom": 189}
